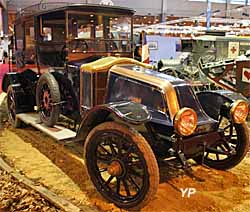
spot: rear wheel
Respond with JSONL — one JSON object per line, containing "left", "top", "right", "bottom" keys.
{"left": 194, "top": 118, "right": 249, "bottom": 170}
{"left": 84, "top": 122, "right": 159, "bottom": 210}
{"left": 36, "top": 73, "right": 60, "bottom": 127}
{"left": 6, "top": 85, "right": 22, "bottom": 128}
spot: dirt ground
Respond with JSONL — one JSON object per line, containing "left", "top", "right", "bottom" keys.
{"left": 0, "top": 124, "right": 249, "bottom": 212}
{"left": 0, "top": 167, "right": 62, "bottom": 212}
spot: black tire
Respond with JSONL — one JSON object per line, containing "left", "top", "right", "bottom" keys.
{"left": 194, "top": 121, "right": 249, "bottom": 170}
{"left": 36, "top": 73, "right": 60, "bottom": 127}
{"left": 84, "top": 122, "right": 159, "bottom": 210}
{"left": 6, "top": 85, "right": 22, "bottom": 128}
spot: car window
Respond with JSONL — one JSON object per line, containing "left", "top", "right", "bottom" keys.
{"left": 175, "top": 85, "right": 203, "bottom": 117}
{"left": 40, "top": 17, "right": 65, "bottom": 42}
{"left": 77, "top": 25, "right": 91, "bottom": 39}
{"left": 108, "top": 75, "right": 166, "bottom": 112}
{"left": 15, "top": 23, "right": 24, "bottom": 50}
{"left": 25, "top": 21, "right": 35, "bottom": 49}
{"left": 42, "top": 27, "right": 52, "bottom": 41}
{"left": 68, "top": 13, "right": 132, "bottom": 53}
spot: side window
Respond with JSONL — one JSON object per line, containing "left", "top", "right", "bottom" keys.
{"left": 37, "top": 14, "right": 66, "bottom": 67}
{"left": 40, "top": 16, "right": 65, "bottom": 42}
{"left": 42, "top": 27, "right": 52, "bottom": 41}
{"left": 15, "top": 23, "right": 26, "bottom": 68}
{"left": 24, "top": 20, "right": 36, "bottom": 65}
{"left": 15, "top": 23, "right": 24, "bottom": 50}
{"left": 77, "top": 25, "right": 91, "bottom": 39}
{"left": 25, "top": 21, "right": 35, "bottom": 49}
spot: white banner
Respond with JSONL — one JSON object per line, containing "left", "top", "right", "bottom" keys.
{"left": 228, "top": 42, "right": 239, "bottom": 59}
{"left": 242, "top": 68, "right": 250, "bottom": 83}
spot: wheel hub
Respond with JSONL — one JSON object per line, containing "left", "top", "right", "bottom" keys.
{"left": 43, "top": 91, "right": 50, "bottom": 110}
{"left": 107, "top": 160, "right": 123, "bottom": 177}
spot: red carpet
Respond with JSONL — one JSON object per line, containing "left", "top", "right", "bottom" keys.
{"left": 0, "top": 64, "right": 10, "bottom": 93}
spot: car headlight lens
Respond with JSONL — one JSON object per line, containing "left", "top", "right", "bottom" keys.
{"left": 174, "top": 108, "right": 198, "bottom": 136}
{"left": 230, "top": 100, "right": 249, "bottom": 124}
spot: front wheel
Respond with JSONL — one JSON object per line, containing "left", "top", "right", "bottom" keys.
{"left": 194, "top": 118, "right": 249, "bottom": 170}
{"left": 84, "top": 122, "right": 159, "bottom": 210}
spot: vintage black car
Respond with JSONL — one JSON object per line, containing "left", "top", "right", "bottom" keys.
{"left": 2, "top": 2, "right": 136, "bottom": 125}
{"left": 2, "top": 3, "right": 250, "bottom": 210}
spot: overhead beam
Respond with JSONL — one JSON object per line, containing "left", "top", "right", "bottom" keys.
{"left": 0, "top": 0, "right": 6, "bottom": 9}
{"left": 206, "top": 0, "right": 211, "bottom": 30}
{"left": 161, "top": 0, "right": 164, "bottom": 22}
{"left": 225, "top": 0, "right": 231, "bottom": 18}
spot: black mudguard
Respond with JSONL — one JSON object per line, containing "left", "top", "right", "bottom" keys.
{"left": 2, "top": 72, "right": 18, "bottom": 93}
{"left": 197, "top": 90, "right": 248, "bottom": 120}
{"left": 2, "top": 71, "right": 37, "bottom": 113}
{"left": 2, "top": 70, "right": 38, "bottom": 92}
{"left": 76, "top": 101, "right": 151, "bottom": 140}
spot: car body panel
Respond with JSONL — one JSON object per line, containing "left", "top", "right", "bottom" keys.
{"left": 107, "top": 63, "right": 218, "bottom": 135}
{"left": 197, "top": 90, "right": 248, "bottom": 120}
{"left": 76, "top": 101, "right": 151, "bottom": 140}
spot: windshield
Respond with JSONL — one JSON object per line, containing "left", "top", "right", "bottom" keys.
{"left": 107, "top": 73, "right": 167, "bottom": 113}
{"left": 68, "top": 13, "right": 132, "bottom": 53}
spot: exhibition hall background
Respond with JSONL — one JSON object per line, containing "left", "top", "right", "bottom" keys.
{"left": 5, "top": 0, "right": 248, "bottom": 17}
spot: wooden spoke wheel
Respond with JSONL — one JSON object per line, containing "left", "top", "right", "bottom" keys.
{"left": 84, "top": 122, "right": 159, "bottom": 210}
{"left": 194, "top": 118, "right": 249, "bottom": 170}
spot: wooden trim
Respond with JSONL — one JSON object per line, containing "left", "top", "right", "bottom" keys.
{"left": 67, "top": 10, "right": 133, "bottom": 17}
{"left": 68, "top": 53, "right": 132, "bottom": 62}
{"left": 80, "top": 57, "right": 153, "bottom": 73}
{"left": 80, "top": 72, "right": 83, "bottom": 114}
{"left": 66, "top": 11, "right": 69, "bottom": 39}
{"left": 91, "top": 72, "right": 94, "bottom": 107}
{"left": 39, "top": 17, "right": 44, "bottom": 36}
{"left": 163, "top": 84, "right": 180, "bottom": 120}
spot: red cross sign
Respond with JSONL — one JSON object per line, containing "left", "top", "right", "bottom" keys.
{"left": 228, "top": 42, "right": 239, "bottom": 58}
{"left": 231, "top": 46, "right": 237, "bottom": 54}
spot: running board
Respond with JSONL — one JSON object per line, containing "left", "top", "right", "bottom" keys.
{"left": 16, "top": 113, "right": 76, "bottom": 141}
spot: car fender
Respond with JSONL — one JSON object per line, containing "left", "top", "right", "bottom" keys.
{"left": 197, "top": 90, "right": 248, "bottom": 120}
{"left": 2, "top": 71, "right": 37, "bottom": 113}
{"left": 2, "top": 70, "right": 38, "bottom": 92}
{"left": 2, "top": 72, "right": 19, "bottom": 92}
{"left": 76, "top": 101, "right": 151, "bottom": 140}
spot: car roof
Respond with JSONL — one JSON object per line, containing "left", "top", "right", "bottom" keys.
{"left": 17, "top": 3, "right": 135, "bottom": 19}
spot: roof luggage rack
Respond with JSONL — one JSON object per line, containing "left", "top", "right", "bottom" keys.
{"left": 17, "top": 2, "right": 75, "bottom": 17}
